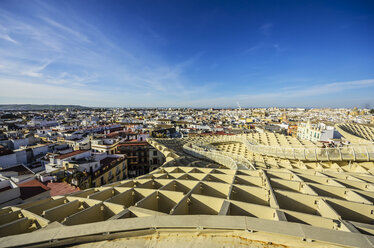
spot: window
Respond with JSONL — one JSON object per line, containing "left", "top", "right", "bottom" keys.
{"left": 153, "top": 151, "right": 157, "bottom": 156}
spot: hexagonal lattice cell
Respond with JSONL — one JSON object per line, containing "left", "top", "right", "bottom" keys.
{"left": 307, "top": 184, "right": 347, "bottom": 200}
{"left": 0, "top": 216, "right": 41, "bottom": 237}
{"left": 268, "top": 178, "right": 301, "bottom": 193}
{"left": 191, "top": 182, "right": 230, "bottom": 199}
{"left": 172, "top": 194, "right": 225, "bottom": 215}
{"left": 159, "top": 180, "right": 198, "bottom": 194}
{"left": 105, "top": 188, "right": 154, "bottom": 207}
{"left": 135, "top": 190, "right": 185, "bottom": 214}
{"left": 62, "top": 202, "right": 123, "bottom": 226}
{"left": 177, "top": 173, "right": 206, "bottom": 181}
{"left": 69, "top": 188, "right": 100, "bottom": 198}
{"left": 87, "top": 187, "right": 128, "bottom": 201}
{"left": 325, "top": 199, "right": 374, "bottom": 224}
{"left": 23, "top": 197, "right": 70, "bottom": 216}
{"left": 229, "top": 185, "right": 269, "bottom": 206}
{"left": 42, "top": 199, "right": 96, "bottom": 222}
{"left": 152, "top": 173, "right": 178, "bottom": 179}
{"left": 233, "top": 175, "right": 263, "bottom": 187}
{"left": 136, "top": 179, "right": 169, "bottom": 189}
{"left": 351, "top": 222, "right": 374, "bottom": 235}
{"left": 282, "top": 210, "right": 338, "bottom": 230}
{"left": 274, "top": 191, "right": 321, "bottom": 216}
{"left": 227, "top": 201, "right": 275, "bottom": 220}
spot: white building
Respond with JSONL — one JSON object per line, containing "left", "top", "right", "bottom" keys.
{"left": 297, "top": 121, "right": 341, "bottom": 142}
{"left": 0, "top": 176, "right": 21, "bottom": 207}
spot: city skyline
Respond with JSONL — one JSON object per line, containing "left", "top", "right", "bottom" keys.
{"left": 0, "top": 0, "right": 374, "bottom": 108}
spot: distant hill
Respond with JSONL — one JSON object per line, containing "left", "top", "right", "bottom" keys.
{"left": 0, "top": 104, "right": 91, "bottom": 111}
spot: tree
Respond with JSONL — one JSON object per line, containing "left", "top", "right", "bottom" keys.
{"left": 370, "top": 109, "right": 374, "bottom": 114}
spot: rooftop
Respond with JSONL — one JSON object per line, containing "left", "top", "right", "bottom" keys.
{"left": 0, "top": 165, "right": 33, "bottom": 176}
{"left": 55, "top": 150, "right": 89, "bottom": 160}
{"left": 0, "top": 123, "right": 374, "bottom": 247}
{"left": 45, "top": 182, "right": 80, "bottom": 196}
{"left": 18, "top": 179, "right": 50, "bottom": 200}
{"left": 118, "top": 141, "right": 148, "bottom": 146}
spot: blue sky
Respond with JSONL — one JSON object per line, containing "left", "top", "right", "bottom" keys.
{"left": 0, "top": 0, "right": 373, "bottom": 108}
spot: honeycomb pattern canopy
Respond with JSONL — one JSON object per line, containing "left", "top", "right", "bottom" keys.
{"left": 336, "top": 123, "right": 374, "bottom": 143}
{"left": 0, "top": 132, "right": 374, "bottom": 247}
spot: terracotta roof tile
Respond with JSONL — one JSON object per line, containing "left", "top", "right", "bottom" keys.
{"left": 19, "top": 179, "right": 50, "bottom": 200}
{"left": 46, "top": 182, "right": 80, "bottom": 196}
{"left": 55, "top": 150, "right": 89, "bottom": 160}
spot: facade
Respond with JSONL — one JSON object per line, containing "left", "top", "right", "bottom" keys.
{"left": 297, "top": 121, "right": 340, "bottom": 142}
{"left": 0, "top": 176, "right": 21, "bottom": 207}
{"left": 148, "top": 146, "right": 165, "bottom": 171}
{"left": 91, "top": 138, "right": 119, "bottom": 154}
{"left": 117, "top": 141, "right": 164, "bottom": 177}
{"left": 90, "top": 155, "right": 126, "bottom": 188}
{"left": 45, "top": 150, "right": 91, "bottom": 172}
{"left": 62, "top": 153, "right": 127, "bottom": 189}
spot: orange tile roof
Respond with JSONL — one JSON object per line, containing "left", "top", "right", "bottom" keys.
{"left": 46, "top": 182, "right": 80, "bottom": 196}
{"left": 55, "top": 150, "right": 89, "bottom": 159}
{"left": 19, "top": 179, "right": 50, "bottom": 200}
{"left": 118, "top": 142, "right": 148, "bottom": 146}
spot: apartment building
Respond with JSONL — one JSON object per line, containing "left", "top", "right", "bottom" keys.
{"left": 297, "top": 121, "right": 341, "bottom": 142}
{"left": 90, "top": 155, "right": 126, "bottom": 187}
{"left": 91, "top": 138, "right": 119, "bottom": 154}
{"left": 117, "top": 141, "right": 164, "bottom": 177}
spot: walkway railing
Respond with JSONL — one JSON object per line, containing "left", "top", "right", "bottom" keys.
{"left": 183, "top": 143, "right": 239, "bottom": 170}
{"left": 210, "top": 135, "right": 374, "bottom": 162}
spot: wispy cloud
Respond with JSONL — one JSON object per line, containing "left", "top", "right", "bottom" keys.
{"left": 0, "top": 33, "right": 18, "bottom": 44}
{"left": 0, "top": 2, "right": 371, "bottom": 108}
{"left": 172, "top": 79, "right": 374, "bottom": 108}
{"left": 41, "top": 17, "right": 90, "bottom": 43}
{"left": 21, "top": 59, "right": 54, "bottom": 78}
{"left": 259, "top": 23, "right": 273, "bottom": 36}
{"left": 244, "top": 43, "right": 264, "bottom": 54}
{"left": 244, "top": 42, "right": 284, "bottom": 55}
{"left": 0, "top": 2, "right": 210, "bottom": 106}
{"left": 238, "top": 79, "right": 374, "bottom": 100}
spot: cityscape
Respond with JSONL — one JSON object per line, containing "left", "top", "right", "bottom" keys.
{"left": 1, "top": 0, "right": 374, "bottom": 247}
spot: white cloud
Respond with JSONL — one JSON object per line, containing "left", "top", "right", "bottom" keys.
{"left": 259, "top": 23, "right": 273, "bottom": 36}
{"left": 244, "top": 43, "right": 264, "bottom": 54}
{"left": 0, "top": 4, "right": 210, "bottom": 106}
{"left": 41, "top": 17, "right": 90, "bottom": 43}
{"left": 21, "top": 59, "right": 54, "bottom": 78}
{"left": 238, "top": 79, "right": 374, "bottom": 99}
{"left": 0, "top": 33, "right": 18, "bottom": 44}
